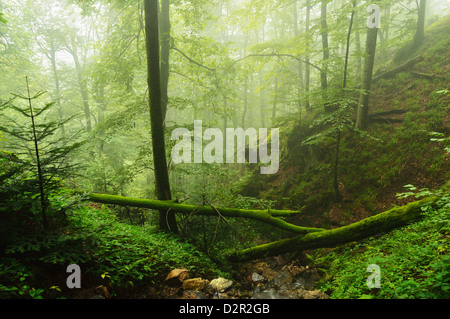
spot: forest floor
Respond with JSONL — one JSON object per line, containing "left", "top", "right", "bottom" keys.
{"left": 1, "top": 14, "right": 448, "bottom": 301}
{"left": 64, "top": 253, "right": 327, "bottom": 300}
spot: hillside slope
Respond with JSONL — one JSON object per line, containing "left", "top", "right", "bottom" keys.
{"left": 237, "top": 15, "right": 449, "bottom": 230}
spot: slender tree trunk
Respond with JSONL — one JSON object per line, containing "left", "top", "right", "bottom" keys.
{"left": 305, "top": 0, "right": 311, "bottom": 110}
{"left": 242, "top": 77, "right": 248, "bottom": 128}
{"left": 160, "top": 0, "right": 170, "bottom": 122}
{"left": 70, "top": 36, "right": 92, "bottom": 133}
{"left": 26, "top": 77, "right": 48, "bottom": 229}
{"left": 332, "top": 1, "right": 356, "bottom": 202}
{"left": 355, "top": 24, "right": 362, "bottom": 82}
{"left": 384, "top": 5, "right": 390, "bottom": 45}
{"left": 413, "top": 0, "right": 426, "bottom": 48}
{"left": 293, "top": 0, "right": 304, "bottom": 109}
{"left": 241, "top": 34, "right": 249, "bottom": 127}
{"left": 259, "top": 75, "right": 265, "bottom": 127}
{"left": 49, "top": 37, "right": 64, "bottom": 138}
{"left": 272, "top": 75, "right": 278, "bottom": 125}
{"left": 379, "top": 5, "right": 390, "bottom": 58}
{"left": 95, "top": 85, "right": 107, "bottom": 153}
{"left": 333, "top": 130, "right": 342, "bottom": 201}
{"left": 144, "top": 0, "right": 178, "bottom": 234}
{"left": 343, "top": 0, "right": 356, "bottom": 89}
{"left": 320, "top": 0, "right": 330, "bottom": 112}
{"left": 356, "top": 20, "right": 378, "bottom": 130}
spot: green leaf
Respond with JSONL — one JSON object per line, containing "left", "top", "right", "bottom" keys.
{"left": 358, "top": 294, "right": 375, "bottom": 299}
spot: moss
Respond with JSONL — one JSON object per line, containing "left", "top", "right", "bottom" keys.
{"left": 229, "top": 197, "right": 438, "bottom": 262}
{"left": 86, "top": 192, "right": 325, "bottom": 234}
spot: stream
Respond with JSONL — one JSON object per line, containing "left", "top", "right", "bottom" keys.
{"left": 163, "top": 256, "right": 330, "bottom": 300}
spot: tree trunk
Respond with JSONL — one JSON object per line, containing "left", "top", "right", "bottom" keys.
{"left": 26, "top": 77, "right": 48, "bottom": 229}
{"left": 86, "top": 192, "right": 324, "bottom": 234}
{"left": 160, "top": 0, "right": 170, "bottom": 122}
{"left": 241, "top": 34, "right": 249, "bottom": 127}
{"left": 242, "top": 77, "right": 248, "bottom": 127}
{"left": 49, "top": 37, "right": 64, "bottom": 138}
{"left": 333, "top": 130, "right": 342, "bottom": 201}
{"left": 228, "top": 197, "right": 437, "bottom": 262}
{"left": 70, "top": 36, "right": 92, "bottom": 133}
{"left": 320, "top": 0, "right": 329, "bottom": 112}
{"left": 343, "top": 0, "right": 356, "bottom": 89}
{"left": 259, "top": 75, "right": 265, "bottom": 128}
{"left": 413, "top": 0, "right": 426, "bottom": 48}
{"left": 355, "top": 21, "right": 378, "bottom": 130}
{"left": 293, "top": 0, "right": 304, "bottom": 109}
{"left": 355, "top": 24, "right": 362, "bottom": 82}
{"left": 144, "top": 0, "right": 178, "bottom": 234}
{"left": 272, "top": 75, "right": 278, "bottom": 125}
{"left": 304, "top": 0, "right": 311, "bottom": 110}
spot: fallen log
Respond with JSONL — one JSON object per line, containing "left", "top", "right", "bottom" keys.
{"left": 228, "top": 197, "right": 437, "bottom": 262}
{"left": 369, "top": 109, "right": 408, "bottom": 117}
{"left": 86, "top": 193, "right": 325, "bottom": 234}
{"left": 411, "top": 71, "right": 440, "bottom": 80}
{"left": 369, "top": 117, "right": 404, "bottom": 124}
{"left": 372, "top": 55, "right": 424, "bottom": 83}
{"left": 368, "top": 109, "right": 407, "bottom": 124}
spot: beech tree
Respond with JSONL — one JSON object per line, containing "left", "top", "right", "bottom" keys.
{"left": 160, "top": 0, "right": 170, "bottom": 122}
{"left": 356, "top": 3, "right": 379, "bottom": 130}
{"left": 320, "top": 0, "right": 330, "bottom": 112}
{"left": 413, "top": 0, "right": 427, "bottom": 48}
{"left": 144, "top": 0, "right": 178, "bottom": 233}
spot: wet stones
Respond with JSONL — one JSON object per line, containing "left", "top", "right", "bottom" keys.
{"left": 209, "top": 277, "right": 233, "bottom": 293}
{"left": 164, "top": 269, "right": 234, "bottom": 299}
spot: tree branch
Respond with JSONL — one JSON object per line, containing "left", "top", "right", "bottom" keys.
{"left": 231, "top": 53, "right": 322, "bottom": 72}
{"left": 85, "top": 192, "right": 325, "bottom": 234}
{"left": 171, "top": 46, "right": 217, "bottom": 71}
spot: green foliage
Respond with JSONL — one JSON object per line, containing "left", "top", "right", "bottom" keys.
{"left": 0, "top": 195, "right": 230, "bottom": 298}
{"left": 67, "top": 205, "right": 229, "bottom": 286}
{"left": 302, "top": 98, "right": 355, "bottom": 145}
{"left": 0, "top": 12, "right": 7, "bottom": 24}
{"left": 0, "top": 88, "right": 83, "bottom": 228}
{"left": 316, "top": 188, "right": 450, "bottom": 299}
{"left": 0, "top": 260, "right": 45, "bottom": 299}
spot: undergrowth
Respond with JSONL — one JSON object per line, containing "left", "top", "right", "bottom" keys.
{"left": 315, "top": 187, "right": 450, "bottom": 299}
{"left": 0, "top": 196, "right": 230, "bottom": 299}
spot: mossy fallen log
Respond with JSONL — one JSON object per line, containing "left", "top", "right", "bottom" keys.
{"left": 228, "top": 197, "right": 438, "bottom": 262}
{"left": 371, "top": 55, "right": 424, "bottom": 83}
{"left": 86, "top": 193, "right": 325, "bottom": 234}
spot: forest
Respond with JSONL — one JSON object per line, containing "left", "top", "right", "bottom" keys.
{"left": 0, "top": 0, "right": 449, "bottom": 302}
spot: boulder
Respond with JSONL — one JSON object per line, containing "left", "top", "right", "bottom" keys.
{"left": 298, "top": 289, "right": 329, "bottom": 299}
{"left": 209, "top": 277, "right": 233, "bottom": 292}
{"left": 251, "top": 272, "right": 265, "bottom": 283}
{"left": 182, "top": 278, "right": 207, "bottom": 291}
{"left": 165, "top": 268, "right": 189, "bottom": 285}
{"left": 180, "top": 290, "right": 208, "bottom": 299}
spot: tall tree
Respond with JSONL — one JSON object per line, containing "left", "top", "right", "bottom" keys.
{"left": 144, "top": 0, "right": 178, "bottom": 234}
{"left": 304, "top": 0, "right": 311, "bottom": 110}
{"left": 35, "top": 28, "right": 65, "bottom": 138}
{"left": 160, "top": 0, "right": 170, "bottom": 122}
{"left": 66, "top": 35, "right": 92, "bottom": 133}
{"left": 343, "top": 0, "right": 356, "bottom": 89}
{"left": 355, "top": 3, "right": 379, "bottom": 130}
{"left": 413, "top": 0, "right": 426, "bottom": 48}
{"left": 293, "top": 0, "right": 304, "bottom": 109}
{"left": 320, "top": 0, "right": 330, "bottom": 112}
